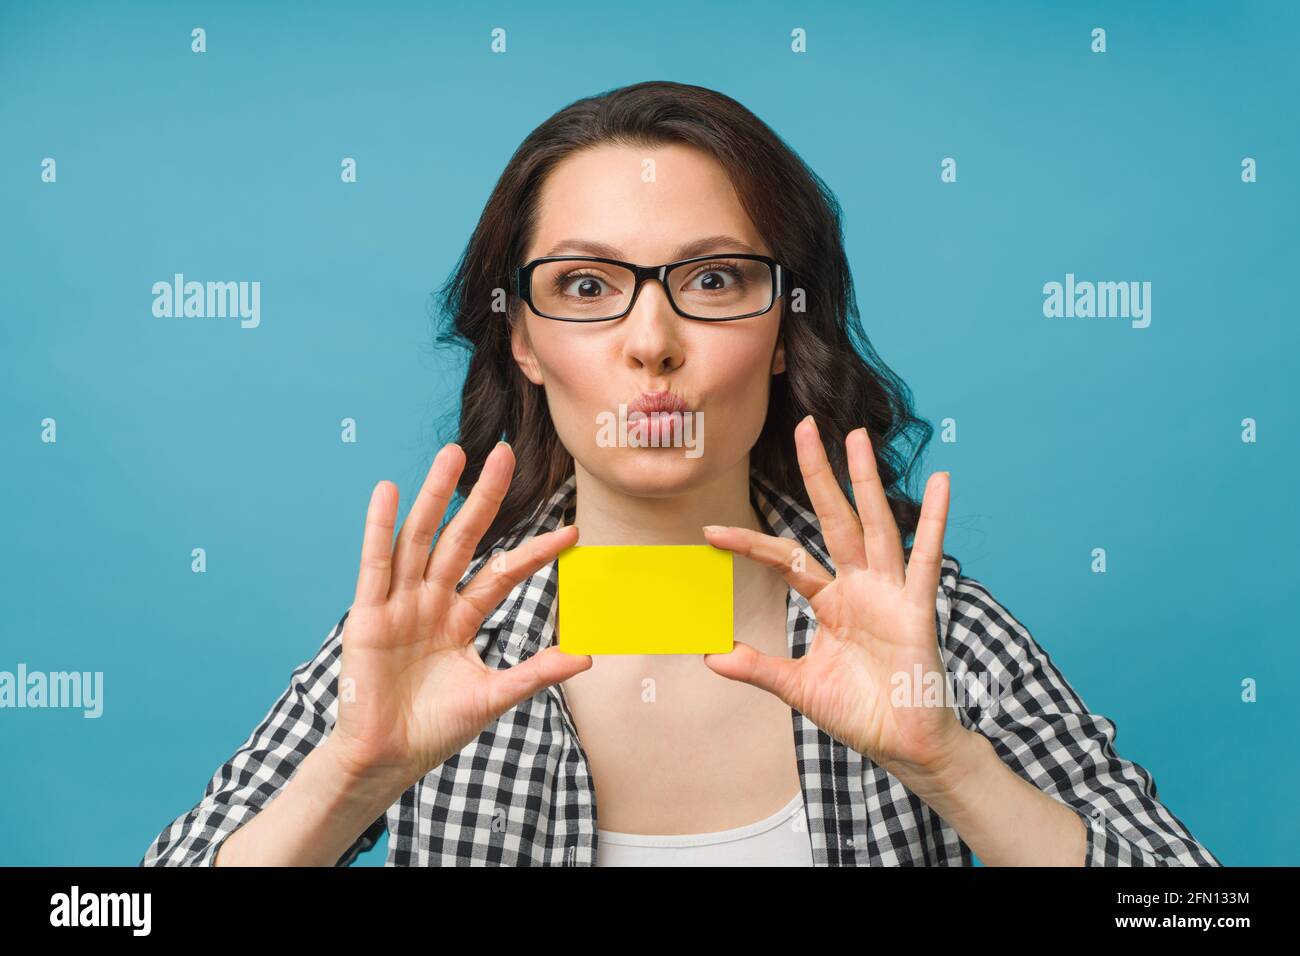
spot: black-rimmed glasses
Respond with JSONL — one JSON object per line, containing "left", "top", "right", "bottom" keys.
{"left": 516, "top": 253, "right": 785, "bottom": 322}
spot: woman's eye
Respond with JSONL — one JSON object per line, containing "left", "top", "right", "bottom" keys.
{"left": 686, "top": 266, "right": 742, "bottom": 292}
{"left": 560, "top": 275, "right": 608, "bottom": 297}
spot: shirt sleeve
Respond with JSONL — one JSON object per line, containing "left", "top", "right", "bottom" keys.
{"left": 139, "top": 609, "right": 388, "bottom": 866}
{"left": 939, "top": 575, "right": 1221, "bottom": 867}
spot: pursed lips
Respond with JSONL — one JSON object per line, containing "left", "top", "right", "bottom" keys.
{"left": 627, "top": 390, "right": 690, "bottom": 416}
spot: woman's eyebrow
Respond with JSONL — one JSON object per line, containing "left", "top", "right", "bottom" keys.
{"left": 540, "top": 235, "right": 759, "bottom": 260}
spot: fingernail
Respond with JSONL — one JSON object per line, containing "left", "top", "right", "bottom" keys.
{"left": 702, "top": 525, "right": 723, "bottom": 534}
{"left": 496, "top": 439, "right": 511, "bottom": 449}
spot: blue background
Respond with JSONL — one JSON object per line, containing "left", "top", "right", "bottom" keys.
{"left": 1, "top": 0, "right": 1295, "bottom": 865}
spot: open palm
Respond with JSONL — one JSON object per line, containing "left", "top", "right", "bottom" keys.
{"left": 328, "top": 441, "right": 592, "bottom": 785}
{"left": 703, "top": 416, "right": 963, "bottom": 779}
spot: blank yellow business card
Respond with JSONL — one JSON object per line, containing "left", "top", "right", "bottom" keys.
{"left": 557, "top": 545, "right": 734, "bottom": 655}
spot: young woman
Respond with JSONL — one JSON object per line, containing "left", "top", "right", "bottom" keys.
{"left": 141, "top": 81, "right": 1219, "bottom": 867}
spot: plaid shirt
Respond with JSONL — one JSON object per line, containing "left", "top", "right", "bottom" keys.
{"left": 141, "top": 468, "right": 1220, "bottom": 866}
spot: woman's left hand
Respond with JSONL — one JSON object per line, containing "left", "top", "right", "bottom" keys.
{"left": 702, "top": 415, "right": 968, "bottom": 780}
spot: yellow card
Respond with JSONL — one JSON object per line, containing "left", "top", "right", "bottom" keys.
{"left": 557, "top": 545, "right": 734, "bottom": 655}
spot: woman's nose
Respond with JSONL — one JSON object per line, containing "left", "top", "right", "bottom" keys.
{"left": 620, "top": 279, "right": 684, "bottom": 373}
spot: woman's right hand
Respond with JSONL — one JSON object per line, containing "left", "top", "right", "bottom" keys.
{"left": 324, "top": 440, "right": 590, "bottom": 789}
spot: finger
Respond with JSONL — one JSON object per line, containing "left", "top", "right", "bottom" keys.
{"left": 353, "top": 481, "right": 398, "bottom": 608}
{"left": 846, "top": 427, "right": 904, "bottom": 585}
{"left": 424, "top": 441, "right": 515, "bottom": 591}
{"left": 449, "top": 524, "right": 581, "bottom": 639}
{"left": 794, "top": 416, "right": 867, "bottom": 571}
{"left": 484, "top": 644, "right": 593, "bottom": 718}
{"left": 904, "top": 471, "right": 950, "bottom": 610}
{"left": 390, "top": 443, "right": 464, "bottom": 590}
{"left": 701, "top": 524, "right": 834, "bottom": 603}
{"left": 703, "top": 640, "right": 803, "bottom": 707}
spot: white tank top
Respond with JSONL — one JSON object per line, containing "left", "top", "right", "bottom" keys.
{"left": 595, "top": 791, "right": 815, "bottom": 866}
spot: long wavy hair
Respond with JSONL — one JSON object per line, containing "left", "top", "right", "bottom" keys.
{"left": 432, "top": 80, "right": 932, "bottom": 561}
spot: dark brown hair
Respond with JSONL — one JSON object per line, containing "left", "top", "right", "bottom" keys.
{"left": 431, "top": 80, "right": 932, "bottom": 559}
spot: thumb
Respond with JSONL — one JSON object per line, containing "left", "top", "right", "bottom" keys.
{"left": 704, "top": 640, "right": 802, "bottom": 706}
{"left": 485, "top": 644, "right": 593, "bottom": 717}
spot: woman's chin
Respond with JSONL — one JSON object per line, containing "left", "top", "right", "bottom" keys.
{"left": 586, "top": 449, "right": 713, "bottom": 497}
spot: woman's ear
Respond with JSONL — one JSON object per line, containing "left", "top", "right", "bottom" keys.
{"left": 510, "top": 317, "right": 545, "bottom": 386}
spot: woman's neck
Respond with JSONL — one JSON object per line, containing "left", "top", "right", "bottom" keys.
{"left": 571, "top": 457, "right": 762, "bottom": 546}
{"left": 571, "top": 458, "right": 789, "bottom": 643}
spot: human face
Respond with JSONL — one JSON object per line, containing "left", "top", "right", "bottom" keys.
{"left": 510, "top": 142, "right": 786, "bottom": 497}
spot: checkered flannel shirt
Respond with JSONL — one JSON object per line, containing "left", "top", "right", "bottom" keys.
{"left": 141, "top": 468, "right": 1220, "bottom": 866}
